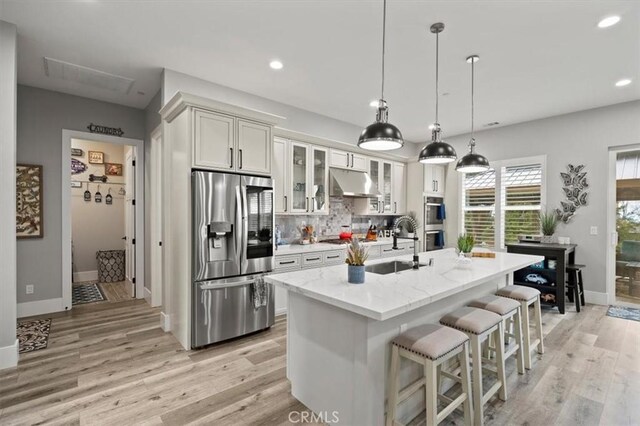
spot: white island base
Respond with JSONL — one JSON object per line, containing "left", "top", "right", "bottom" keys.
{"left": 269, "top": 250, "right": 543, "bottom": 425}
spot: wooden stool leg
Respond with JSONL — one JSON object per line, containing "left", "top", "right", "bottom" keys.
{"left": 573, "top": 278, "right": 581, "bottom": 312}
{"left": 579, "top": 270, "right": 586, "bottom": 306}
{"left": 471, "top": 334, "right": 484, "bottom": 426}
{"left": 521, "top": 300, "right": 532, "bottom": 369}
{"left": 386, "top": 345, "right": 400, "bottom": 426}
{"left": 514, "top": 307, "right": 525, "bottom": 375}
{"left": 495, "top": 323, "right": 507, "bottom": 401}
{"left": 459, "top": 341, "right": 473, "bottom": 426}
{"left": 533, "top": 297, "right": 545, "bottom": 354}
{"left": 567, "top": 270, "right": 575, "bottom": 303}
{"left": 425, "top": 359, "right": 438, "bottom": 426}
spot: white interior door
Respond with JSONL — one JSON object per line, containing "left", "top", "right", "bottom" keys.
{"left": 125, "top": 147, "right": 136, "bottom": 297}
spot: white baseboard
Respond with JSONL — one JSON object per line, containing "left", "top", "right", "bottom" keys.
{"left": 160, "top": 311, "right": 171, "bottom": 332}
{"left": 0, "top": 339, "right": 19, "bottom": 370}
{"left": 73, "top": 270, "right": 98, "bottom": 282}
{"left": 275, "top": 307, "right": 287, "bottom": 316}
{"left": 584, "top": 290, "right": 608, "bottom": 306}
{"left": 18, "top": 297, "right": 64, "bottom": 318}
{"left": 144, "top": 286, "right": 152, "bottom": 305}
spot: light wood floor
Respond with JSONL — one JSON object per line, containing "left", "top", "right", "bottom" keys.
{"left": 73, "top": 280, "right": 133, "bottom": 304}
{"left": 1, "top": 302, "right": 638, "bottom": 425}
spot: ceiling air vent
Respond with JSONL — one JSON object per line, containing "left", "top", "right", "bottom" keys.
{"left": 43, "top": 57, "right": 134, "bottom": 94}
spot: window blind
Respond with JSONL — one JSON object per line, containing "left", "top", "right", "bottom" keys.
{"left": 463, "top": 169, "right": 496, "bottom": 247}
{"left": 501, "top": 165, "right": 542, "bottom": 247}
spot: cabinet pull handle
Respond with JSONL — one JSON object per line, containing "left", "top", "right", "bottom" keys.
{"left": 394, "top": 202, "right": 397, "bottom": 213}
{"left": 306, "top": 197, "right": 309, "bottom": 212}
{"left": 239, "top": 149, "right": 243, "bottom": 169}
{"left": 284, "top": 195, "right": 288, "bottom": 212}
{"left": 230, "top": 148, "right": 234, "bottom": 168}
{"left": 307, "top": 257, "right": 320, "bottom": 261}
{"left": 346, "top": 154, "right": 350, "bottom": 167}
{"left": 280, "top": 260, "right": 296, "bottom": 265}
{"left": 311, "top": 197, "right": 315, "bottom": 212}
{"left": 350, "top": 154, "right": 354, "bottom": 168}
{"left": 327, "top": 255, "right": 339, "bottom": 259}
{"left": 383, "top": 248, "right": 393, "bottom": 252}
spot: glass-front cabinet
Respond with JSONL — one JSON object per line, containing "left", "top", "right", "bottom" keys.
{"left": 287, "top": 141, "right": 328, "bottom": 215}
{"left": 365, "top": 158, "right": 393, "bottom": 215}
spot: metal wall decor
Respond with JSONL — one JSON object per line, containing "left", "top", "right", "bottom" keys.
{"left": 555, "top": 164, "right": 589, "bottom": 223}
{"left": 88, "top": 151, "right": 104, "bottom": 164}
{"left": 87, "top": 123, "right": 124, "bottom": 137}
{"left": 71, "top": 181, "right": 82, "bottom": 188}
{"left": 105, "top": 188, "right": 113, "bottom": 205}
{"left": 71, "top": 148, "right": 84, "bottom": 157}
{"left": 71, "top": 158, "right": 87, "bottom": 175}
{"left": 16, "top": 164, "right": 44, "bottom": 238}
{"left": 88, "top": 174, "right": 108, "bottom": 183}
{"left": 84, "top": 184, "right": 92, "bottom": 202}
{"left": 95, "top": 185, "right": 102, "bottom": 203}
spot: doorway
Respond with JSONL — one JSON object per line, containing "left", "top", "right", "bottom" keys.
{"left": 613, "top": 150, "right": 640, "bottom": 305}
{"left": 61, "top": 130, "right": 145, "bottom": 311}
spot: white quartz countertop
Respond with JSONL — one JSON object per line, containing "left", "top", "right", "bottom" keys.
{"left": 275, "top": 238, "right": 396, "bottom": 255}
{"left": 265, "top": 249, "right": 544, "bottom": 321}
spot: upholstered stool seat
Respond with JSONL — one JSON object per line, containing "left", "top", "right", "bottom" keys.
{"left": 440, "top": 307, "right": 506, "bottom": 426}
{"left": 469, "top": 295, "right": 520, "bottom": 316}
{"left": 387, "top": 324, "right": 472, "bottom": 426}
{"left": 496, "top": 285, "right": 544, "bottom": 370}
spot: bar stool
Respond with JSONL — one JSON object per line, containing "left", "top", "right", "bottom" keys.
{"left": 440, "top": 307, "right": 506, "bottom": 426}
{"left": 387, "top": 324, "right": 473, "bottom": 426}
{"left": 496, "top": 285, "right": 544, "bottom": 369}
{"left": 469, "top": 295, "right": 525, "bottom": 375}
{"left": 566, "top": 264, "right": 586, "bottom": 313}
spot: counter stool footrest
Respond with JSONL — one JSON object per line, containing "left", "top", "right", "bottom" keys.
{"left": 438, "top": 393, "right": 468, "bottom": 422}
{"left": 397, "top": 375, "right": 426, "bottom": 404}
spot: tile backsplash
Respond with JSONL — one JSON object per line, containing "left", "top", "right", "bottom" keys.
{"left": 276, "top": 197, "right": 398, "bottom": 244}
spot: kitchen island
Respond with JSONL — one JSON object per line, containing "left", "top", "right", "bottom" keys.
{"left": 265, "top": 248, "right": 543, "bottom": 425}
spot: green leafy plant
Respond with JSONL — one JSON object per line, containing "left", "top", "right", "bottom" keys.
{"left": 345, "top": 237, "right": 369, "bottom": 266}
{"left": 457, "top": 233, "right": 475, "bottom": 254}
{"left": 539, "top": 210, "right": 558, "bottom": 236}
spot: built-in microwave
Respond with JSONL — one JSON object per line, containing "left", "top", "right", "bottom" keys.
{"left": 424, "top": 196, "right": 445, "bottom": 231}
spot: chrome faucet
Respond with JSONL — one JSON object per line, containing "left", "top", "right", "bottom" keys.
{"left": 392, "top": 215, "right": 420, "bottom": 269}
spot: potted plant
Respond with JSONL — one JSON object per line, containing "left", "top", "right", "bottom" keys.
{"left": 539, "top": 210, "right": 558, "bottom": 243}
{"left": 457, "top": 233, "right": 475, "bottom": 257}
{"left": 346, "top": 237, "right": 368, "bottom": 284}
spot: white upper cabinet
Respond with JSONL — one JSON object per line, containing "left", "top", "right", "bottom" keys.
{"left": 355, "top": 158, "right": 397, "bottom": 215}
{"left": 424, "top": 164, "right": 446, "bottom": 196}
{"left": 329, "top": 148, "right": 367, "bottom": 172}
{"left": 193, "top": 110, "right": 272, "bottom": 176}
{"left": 237, "top": 119, "right": 272, "bottom": 175}
{"left": 194, "top": 109, "right": 235, "bottom": 170}
{"left": 273, "top": 137, "right": 289, "bottom": 214}
{"left": 392, "top": 162, "right": 406, "bottom": 215}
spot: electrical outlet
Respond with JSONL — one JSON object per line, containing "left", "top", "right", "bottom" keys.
{"left": 25, "top": 285, "right": 34, "bottom": 295}
{"left": 590, "top": 226, "right": 598, "bottom": 235}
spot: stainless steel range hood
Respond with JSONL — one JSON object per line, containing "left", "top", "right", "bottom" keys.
{"left": 329, "top": 168, "right": 381, "bottom": 198}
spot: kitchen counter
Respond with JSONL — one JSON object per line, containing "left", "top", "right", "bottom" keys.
{"left": 265, "top": 248, "right": 543, "bottom": 425}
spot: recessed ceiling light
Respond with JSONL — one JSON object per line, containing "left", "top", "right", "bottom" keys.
{"left": 615, "top": 78, "right": 632, "bottom": 87}
{"left": 598, "top": 16, "right": 620, "bottom": 28}
{"left": 369, "top": 100, "right": 379, "bottom": 107}
{"left": 269, "top": 60, "right": 283, "bottom": 70}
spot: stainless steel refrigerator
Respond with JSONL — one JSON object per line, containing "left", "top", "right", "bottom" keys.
{"left": 192, "top": 170, "right": 275, "bottom": 348}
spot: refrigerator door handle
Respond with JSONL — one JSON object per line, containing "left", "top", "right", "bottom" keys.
{"left": 240, "top": 184, "right": 249, "bottom": 269}
{"left": 199, "top": 279, "right": 256, "bottom": 290}
{"left": 235, "top": 185, "right": 243, "bottom": 267}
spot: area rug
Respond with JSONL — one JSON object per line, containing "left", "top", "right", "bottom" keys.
{"left": 72, "top": 282, "right": 106, "bottom": 305}
{"left": 606, "top": 305, "right": 640, "bottom": 322}
{"left": 18, "top": 318, "right": 51, "bottom": 353}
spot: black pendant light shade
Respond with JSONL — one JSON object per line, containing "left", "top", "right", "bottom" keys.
{"left": 359, "top": 101, "right": 404, "bottom": 151}
{"left": 456, "top": 55, "right": 490, "bottom": 173}
{"left": 358, "top": 0, "right": 404, "bottom": 151}
{"left": 418, "top": 23, "right": 457, "bottom": 164}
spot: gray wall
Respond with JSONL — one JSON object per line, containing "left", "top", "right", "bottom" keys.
{"left": 432, "top": 100, "right": 640, "bottom": 297}
{"left": 163, "top": 69, "right": 416, "bottom": 159}
{"left": 143, "top": 90, "right": 161, "bottom": 291}
{"left": 0, "top": 20, "right": 18, "bottom": 365}
{"left": 17, "top": 85, "right": 145, "bottom": 303}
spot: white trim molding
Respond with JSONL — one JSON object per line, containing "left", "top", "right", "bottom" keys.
{"left": 18, "top": 297, "right": 64, "bottom": 318}
{"left": 584, "top": 291, "right": 608, "bottom": 306}
{"left": 144, "top": 286, "right": 152, "bottom": 305}
{"left": 73, "top": 270, "right": 98, "bottom": 283}
{"left": 0, "top": 339, "right": 19, "bottom": 370}
{"left": 160, "top": 311, "right": 171, "bottom": 332}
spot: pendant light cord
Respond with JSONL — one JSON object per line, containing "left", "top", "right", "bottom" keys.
{"left": 471, "top": 57, "right": 475, "bottom": 143}
{"left": 435, "top": 31, "right": 439, "bottom": 124}
{"left": 381, "top": 0, "right": 387, "bottom": 101}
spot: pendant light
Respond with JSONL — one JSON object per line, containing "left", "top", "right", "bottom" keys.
{"left": 456, "top": 55, "right": 490, "bottom": 173}
{"left": 418, "top": 23, "right": 457, "bottom": 164}
{"left": 358, "top": 0, "right": 404, "bottom": 151}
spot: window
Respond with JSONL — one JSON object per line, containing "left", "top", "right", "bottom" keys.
{"left": 461, "top": 158, "right": 545, "bottom": 249}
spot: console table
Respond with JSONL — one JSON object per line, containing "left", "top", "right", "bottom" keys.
{"left": 506, "top": 242, "right": 577, "bottom": 314}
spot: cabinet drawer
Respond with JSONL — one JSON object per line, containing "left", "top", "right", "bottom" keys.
{"left": 302, "top": 253, "right": 324, "bottom": 268}
{"left": 380, "top": 244, "right": 395, "bottom": 257}
{"left": 323, "top": 250, "right": 345, "bottom": 265}
{"left": 275, "top": 255, "right": 301, "bottom": 271}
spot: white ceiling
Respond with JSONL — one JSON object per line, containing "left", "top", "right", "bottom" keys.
{"left": 1, "top": 0, "right": 638, "bottom": 142}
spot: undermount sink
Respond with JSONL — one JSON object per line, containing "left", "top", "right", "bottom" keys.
{"left": 365, "top": 260, "right": 427, "bottom": 275}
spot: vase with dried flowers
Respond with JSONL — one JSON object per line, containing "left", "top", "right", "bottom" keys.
{"left": 345, "top": 237, "right": 368, "bottom": 284}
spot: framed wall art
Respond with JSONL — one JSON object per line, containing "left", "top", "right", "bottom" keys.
{"left": 88, "top": 151, "right": 104, "bottom": 164}
{"left": 71, "top": 148, "right": 84, "bottom": 157}
{"left": 16, "top": 164, "right": 44, "bottom": 238}
{"left": 104, "top": 162, "right": 123, "bottom": 176}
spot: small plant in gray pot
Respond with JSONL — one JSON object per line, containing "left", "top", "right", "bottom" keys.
{"left": 456, "top": 234, "right": 475, "bottom": 268}
{"left": 539, "top": 210, "right": 558, "bottom": 243}
{"left": 346, "top": 237, "right": 368, "bottom": 284}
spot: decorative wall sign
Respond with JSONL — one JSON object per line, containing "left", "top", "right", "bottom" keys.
{"left": 16, "top": 164, "right": 43, "bottom": 238}
{"left": 88, "top": 151, "right": 104, "bottom": 164}
{"left": 89, "top": 174, "right": 108, "bottom": 183}
{"left": 105, "top": 188, "right": 113, "bottom": 205}
{"left": 84, "top": 187, "right": 92, "bottom": 201}
{"left": 71, "top": 148, "right": 84, "bottom": 157}
{"left": 555, "top": 164, "right": 589, "bottom": 223}
{"left": 104, "top": 162, "right": 123, "bottom": 176}
{"left": 87, "top": 123, "right": 124, "bottom": 137}
{"left": 71, "top": 181, "right": 82, "bottom": 188}
{"left": 95, "top": 185, "right": 103, "bottom": 203}
{"left": 71, "top": 158, "right": 87, "bottom": 175}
